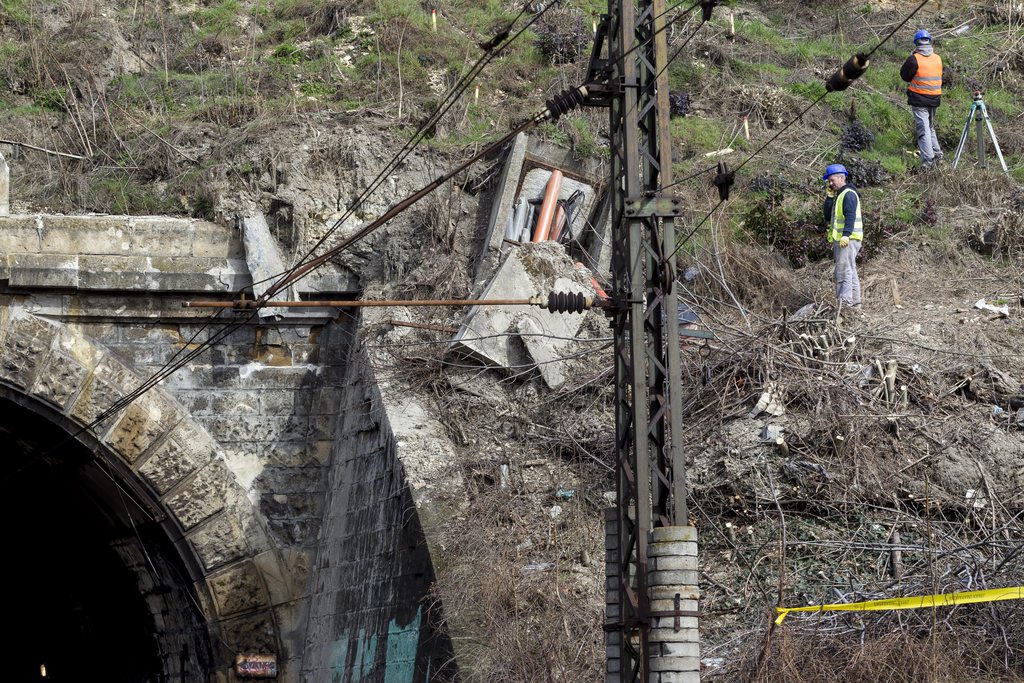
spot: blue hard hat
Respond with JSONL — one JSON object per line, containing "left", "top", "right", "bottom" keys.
{"left": 914, "top": 29, "right": 932, "bottom": 44}
{"left": 823, "top": 163, "right": 848, "bottom": 180}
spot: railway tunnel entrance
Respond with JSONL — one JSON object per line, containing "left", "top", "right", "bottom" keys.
{"left": 1, "top": 392, "right": 214, "bottom": 682}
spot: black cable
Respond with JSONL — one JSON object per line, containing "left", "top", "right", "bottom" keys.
{"left": 38, "top": 3, "right": 567, "bottom": 456}
{"left": 248, "top": 0, "right": 565, "bottom": 295}
{"left": 665, "top": 199, "right": 724, "bottom": 263}
{"left": 660, "top": 0, "right": 933, "bottom": 193}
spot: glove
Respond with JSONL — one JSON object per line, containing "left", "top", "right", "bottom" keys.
{"left": 839, "top": 236, "right": 850, "bottom": 248}
{"left": 826, "top": 187, "right": 836, "bottom": 198}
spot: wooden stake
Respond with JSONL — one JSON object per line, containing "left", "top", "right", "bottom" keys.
{"left": 431, "top": 8, "right": 437, "bottom": 31}
{"left": 474, "top": 84, "right": 479, "bottom": 105}
{"left": 742, "top": 115, "right": 749, "bottom": 140}
{"left": 729, "top": 12, "right": 735, "bottom": 37}
{"left": 888, "top": 526, "right": 903, "bottom": 579}
{"left": 774, "top": 437, "right": 789, "bottom": 458}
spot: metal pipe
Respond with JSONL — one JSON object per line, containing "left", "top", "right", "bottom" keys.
{"left": 183, "top": 298, "right": 540, "bottom": 309}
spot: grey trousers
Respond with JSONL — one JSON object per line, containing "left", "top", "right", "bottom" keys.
{"left": 912, "top": 106, "right": 942, "bottom": 164}
{"left": 833, "top": 239, "right": 862, "bottom": 306}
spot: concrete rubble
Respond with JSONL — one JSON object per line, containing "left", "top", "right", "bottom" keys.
{"left": 449, "top": 243, "right": 595, "bottom": 389}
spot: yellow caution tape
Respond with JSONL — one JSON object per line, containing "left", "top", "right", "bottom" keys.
{"left": 775, "top": 586, "right": 1024, "bottom": 625}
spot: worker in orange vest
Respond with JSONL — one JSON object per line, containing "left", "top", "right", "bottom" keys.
{"left": 900, "top": 29, "right": 943, "bottom": 169}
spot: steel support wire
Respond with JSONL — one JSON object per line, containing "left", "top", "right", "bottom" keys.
{"left": 41, "top": 4, "right": 574, "bottom": 457}
{"left": 248, "top": 0, "right": 564, "bottom": 295}
{"left": 605, "top": 0, "right": 686, "bottom": 678}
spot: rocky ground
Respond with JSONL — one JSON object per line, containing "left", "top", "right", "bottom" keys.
{"left": 3, "top": 0, "right": 1023, "bottom": 679}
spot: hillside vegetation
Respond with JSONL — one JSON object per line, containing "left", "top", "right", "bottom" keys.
{"left": 2, "top": 0, "right": 1022, "bottom": 681}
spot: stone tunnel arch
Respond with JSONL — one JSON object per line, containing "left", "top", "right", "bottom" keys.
{"left": 0, "top": 307, "right": 287, "bottom": 681}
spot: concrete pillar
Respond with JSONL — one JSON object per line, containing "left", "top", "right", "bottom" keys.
{"left": 648, "top": 526, "right": 700, "bottom": 683}
{"left": 0, "top": 150, "right": 9, "bottom": 215}
{"left": 484, "top": 132, "right": 528, "bottom": 254}
{"left": 605, "top": 507, "right": 621, "bottom": 683}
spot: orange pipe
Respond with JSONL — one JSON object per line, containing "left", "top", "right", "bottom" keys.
{"left": 532, "top": 170, "right": 563, "bottom": 242}
{"left": 549, "top": 205, "right": 567, "bottom": 242}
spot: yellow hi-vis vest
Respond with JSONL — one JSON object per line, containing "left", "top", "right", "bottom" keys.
{"left": 829, "top": 187, "right": 863, "bottom": 243}
{"left": 908, "top": 53, "right": 942, "bottom": 96}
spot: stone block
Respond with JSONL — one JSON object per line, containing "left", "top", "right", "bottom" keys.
{"left": 193, "top": 220, "right": 245, "bottom": 258}
{"left": 205, "top": 390, "right": 262, "bottom": 416}
{"left": 138, "top": 434, "right": 208, "bottom": 494}
{"left": 650, "top": 618, "right": 700, "bottom": 634}
{"left": 30, "top": 350, "right": 89, "bottom": 409}
{"left": 650, "top": 527, "right": 697, "bottom": 543}
{"left": 6, "top": 253, "right": 80, "bottom": 288}
{"left": 650, "top": 590, "right": 700, "bottom": 609}
{"left": 188, "top": 513, "right": 251, "bottom": 570}
{"left": 106, "top": 392, "right": 181, "bottom": 465}
{"left": 648, "top": 570, "right": 700, "bottom": 587}
{"left": 208, "top": 560, "right": 271, "bottom": 617}
{"left": 128, "top": 217, "right": 194, "bottom": 257}
{"left": 0, "top": 330, "right": 51, "bottom": 389}
{"left": 40, "top": 216, "right": 132, "bottom": 255}
{"left": 649, "top": 540, "right": 698, "bottom": 558}
{"left": 647, "top": 655, "right": 701, "bottom": 672}
{"left": 651, "top": 555, "right": 698, "bottom": 571}
{"left": 653, "top": 671, "right": 701, "bottom": 683}
{"left": 200, "top": 414, "right": 310, "bottom": 443}
{"left": 0, "top": 215, "right": 42, "bottom": 253}
{"left": 219, "top": 611, "right": 278, "bottom": 653}
{"left": 253, "top": 548, "right": 309, "bottom": 607}
{"left": 261, "top": 389, "right": 312, "bottom": 416}
{"left": 658, "top": 641, "right": 701, "bottom": 658}
{"left": 165, "top": 460, "right": 230, "bottom": 529}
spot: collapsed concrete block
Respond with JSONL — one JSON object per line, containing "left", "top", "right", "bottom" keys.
{"left": 450, "top": 244, "right": 590, "bottom": 388}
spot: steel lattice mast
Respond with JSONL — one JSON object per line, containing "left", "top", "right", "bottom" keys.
{"left": 601, "top": 0, "right": 690, "bottom": 678}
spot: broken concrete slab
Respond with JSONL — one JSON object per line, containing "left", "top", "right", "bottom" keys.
{"left": 450, "top": 244, "right": 591, "bottom": 388}
{"left": 242, "top": 213, "right": 292, "bottom": 319}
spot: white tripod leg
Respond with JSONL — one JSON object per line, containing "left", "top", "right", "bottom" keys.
{"left": 952, "top": 104, "right": 975, "bottom": 169}
{"left": 984, "top": 115, "right": 1009, "bottom": 174}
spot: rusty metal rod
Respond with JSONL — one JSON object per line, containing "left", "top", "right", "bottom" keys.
{"left": 183, "top": 298, "right": 541, "bottom": 309}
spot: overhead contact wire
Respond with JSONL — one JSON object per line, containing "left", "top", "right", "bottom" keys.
{"left": 660, "top": 0, "right": 933, "bottom": 192}
{"left": 41, "top": 1, "right": 564, "bottom": 452}
{"left": 250, "top": 0, "right": 563, "bottom": 294}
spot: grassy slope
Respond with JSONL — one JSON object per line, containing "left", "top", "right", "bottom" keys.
{"left": 2, "top": 1, "right": 1022, "bottom": 681}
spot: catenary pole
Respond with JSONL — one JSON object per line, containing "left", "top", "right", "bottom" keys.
{"left": 595, "top": 0, "right": 697, "bottom": 679}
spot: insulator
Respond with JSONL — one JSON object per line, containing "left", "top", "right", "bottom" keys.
{"left": 546, "top": 291, "right": 590, "bottom": 314}
{"left": 544, "top": 86, "right": 587, "bottom": 121}
{"left": 700, "top": 0, "right": 718, "bottom": 22}
{"left": 826, "top": 53, "right": 870, "bottom": 93}
{"left": 713, "top": 161, "right": 734, "bottom": 201}
{"left": 478, "top": 27, "right": 510, "bottom": 52}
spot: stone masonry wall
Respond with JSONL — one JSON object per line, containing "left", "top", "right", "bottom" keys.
{"left": 301, "top": 330, "right": 455, "bottom": 683}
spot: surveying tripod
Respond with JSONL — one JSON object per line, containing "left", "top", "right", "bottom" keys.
{"left": 952, "top": 91, "right": 1009, "bottom": 174}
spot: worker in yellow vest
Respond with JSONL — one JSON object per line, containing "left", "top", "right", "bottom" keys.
{"left": 822, "top": 164, "right": 862, "bottom": 309}
{"left": 901, "top": 29, "right": 943, "bottom": 169}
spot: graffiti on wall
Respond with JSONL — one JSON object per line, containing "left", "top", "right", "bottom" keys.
{"left": 329, "top": 607, "right": 423, "bottom": 683}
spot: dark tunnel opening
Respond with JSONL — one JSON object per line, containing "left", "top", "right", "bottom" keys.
{"left": 0, "top": 393, "right": 213, "bottom": 682}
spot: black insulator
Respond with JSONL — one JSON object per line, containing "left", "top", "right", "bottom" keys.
{"left": 825, "top": 52, "right": 870, "bottom": 93}
{"left": 713, "top": 161, "right": 734, "bottom": 201}
{"left": 546, "top": 291, "right": 588, "bottom": 314}
{"left": 479, "top": 28, "right": 510, "bottom": 52}
{"left": 545, "top": 87, "right": 586, "bottom": 121}
{"left": 700, "top": 0, "right": 718, "bottom": 22}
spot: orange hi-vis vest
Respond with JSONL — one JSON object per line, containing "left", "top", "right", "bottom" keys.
{"left": 908, "top": 53, "right": 942, "bottom": 96}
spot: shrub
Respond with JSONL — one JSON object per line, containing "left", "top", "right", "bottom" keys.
{"left": 839, "top": 120, "right": 875, "bottom": 152}
{"left": 534, "top": 9, "right": 589, "bottom": 65}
